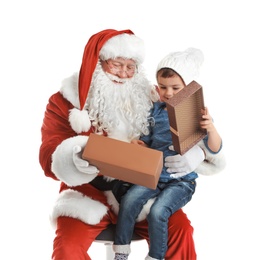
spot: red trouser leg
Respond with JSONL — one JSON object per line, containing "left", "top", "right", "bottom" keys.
{"left": 52, "top": 216, "right": 111, "bottom": 260}
{"left": 166, "top": 209, "right": 196, "bottom": 260}
{"left": 135, "top": 209, "right": 196, "bottom": 260}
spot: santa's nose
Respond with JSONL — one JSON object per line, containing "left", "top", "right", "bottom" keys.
{"left": 117, "top": 70, "right": 129, "bottom": 78}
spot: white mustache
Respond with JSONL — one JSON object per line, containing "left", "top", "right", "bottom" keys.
{"left": 105, "top": 72, "right": 130, "bottom": 84}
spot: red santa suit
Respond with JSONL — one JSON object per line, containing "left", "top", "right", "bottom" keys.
{"left": 39, "top": 29, "right": 225, "bottom": 260}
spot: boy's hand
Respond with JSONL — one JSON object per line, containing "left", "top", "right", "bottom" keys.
{"left": 200, "top": 107, "right": 215, "bottom": 133}
{"left": 131, "top": 139, "right": 147, "bottom": 147}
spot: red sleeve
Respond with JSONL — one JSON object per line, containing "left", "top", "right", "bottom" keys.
{"left": 39, "top": 92, "right": 78, "bottom": 180}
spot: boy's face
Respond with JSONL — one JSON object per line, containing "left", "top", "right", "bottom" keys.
{"left": 157, "top": 74, "right": 185, "bottom": 102}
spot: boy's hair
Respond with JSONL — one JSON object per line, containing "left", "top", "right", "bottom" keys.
{"left": 157, "top": 68, "right": 186, "bottom": 84}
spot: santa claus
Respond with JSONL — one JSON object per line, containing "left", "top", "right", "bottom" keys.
{"left": 39, "top": 29, "right": 225, "bottom": 260}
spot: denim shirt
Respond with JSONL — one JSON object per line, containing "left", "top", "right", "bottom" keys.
{"left": 140, "top": 101, "right": 199, "bottom": 182}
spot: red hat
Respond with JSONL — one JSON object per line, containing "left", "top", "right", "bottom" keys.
{"left": 78, "top": 29, "right": 145, "bottom": 110}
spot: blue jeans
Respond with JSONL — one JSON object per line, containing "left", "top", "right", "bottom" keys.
{"left": 114, "top": 179, "right": 196, "bottom": 259}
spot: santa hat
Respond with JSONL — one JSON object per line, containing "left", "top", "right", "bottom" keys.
{"left": 78, "top": 29, "right": 145, "bottom": 110}
{"left": 156, "top": 48, "right": 204, "bottom": 85}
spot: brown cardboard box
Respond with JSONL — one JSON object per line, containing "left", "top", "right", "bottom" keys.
{"left": 166, "top": 81, "right": 207, "bottom": 155}
{"left": 82, "top": 133, "right": 163, "bottom": 189}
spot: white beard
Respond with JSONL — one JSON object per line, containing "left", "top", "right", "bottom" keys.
{"left": 84, "top": 62, "right": 158, "bottom": 141}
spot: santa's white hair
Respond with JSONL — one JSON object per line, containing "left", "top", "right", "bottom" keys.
{"left": 84, "top": 61, "right": 159, "bottom": 141}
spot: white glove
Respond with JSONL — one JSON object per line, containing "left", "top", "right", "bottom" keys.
{"left": 165, "top": 145, "right": 205, "bottom": 177}
{"left": 72, "top": 145, "right": 99, "bottom": 175}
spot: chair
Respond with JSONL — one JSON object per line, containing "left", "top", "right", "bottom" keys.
{"left": 95, "top": 224, "right": 144, "bottom": 260}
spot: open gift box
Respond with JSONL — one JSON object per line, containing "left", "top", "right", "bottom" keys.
{"left": 166, "top": 81, "right": 207, "bottom": 155}
{"left": 82, "top": 133, "right": 163, "bottom": 189}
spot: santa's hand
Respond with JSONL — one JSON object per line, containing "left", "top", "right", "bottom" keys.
{"left": 165, "top": 145, "right": 205, "bottom": 174}
{"left": 73, "top": 145, "right": 99, "bottom": 174}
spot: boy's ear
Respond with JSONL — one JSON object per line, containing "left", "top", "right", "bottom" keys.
{"left": 155, "top": 84, "right": 160, "bottom": 94}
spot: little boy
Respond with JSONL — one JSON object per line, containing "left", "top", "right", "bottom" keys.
{"left": 113, "top": 48, "right": 223, "bottom": 260}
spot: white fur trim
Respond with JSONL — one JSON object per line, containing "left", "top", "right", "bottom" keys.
{"left": 52, "top": 135, "right": 98, "bottom": 186}
{"left": 69, "top": 108, "right": 91, "bottom": 134}
{"left": 99, "top": 33, "right": 145, "bottom": 64}
{"left": 50, "top": 190, "right": 108, "bottom": 228}
{"left": 59, "top": 73, "right": 92, "bottom": 134}
{"left": 60, "top": 73, "right": 80, "bottom": 108}
{"left": 104, "top": 191, "right": 120, "bottom": 215}
{"left": 136, "top": 198, "right": 156, "bottom": 222}
{"left": 195, "top": 140, "right": 226, "bottom": 176}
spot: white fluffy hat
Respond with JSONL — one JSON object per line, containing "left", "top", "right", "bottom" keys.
{"left": 99, "top": 33, "right": 145, "bottom": 64}
{"left": 156, "top": 48, "right": 204, "bottom": 85}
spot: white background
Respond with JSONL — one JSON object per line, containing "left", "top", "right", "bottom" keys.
{"left": 1, "top": 0, "right": 265, "bottom": 259}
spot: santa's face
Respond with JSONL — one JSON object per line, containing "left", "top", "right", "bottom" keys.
{"left": 100, "top": 58, "right": 137, "bottom": 83}
{"left": 85, "top": 60, "right": 155, "bottom": 141}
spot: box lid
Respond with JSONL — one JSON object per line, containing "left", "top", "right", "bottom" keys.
{"left": 166, "top": 81, "right": 207, "bottom": 155}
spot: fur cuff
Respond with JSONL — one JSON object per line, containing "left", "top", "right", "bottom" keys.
{"left": 51, "top": 135, "right": 98, "bottom": 186}
{"left": 196, "top": 140, "right": 226, "bottom": 176}
{"left": 50, "top": 189, "right": 108, "bottom": 228}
